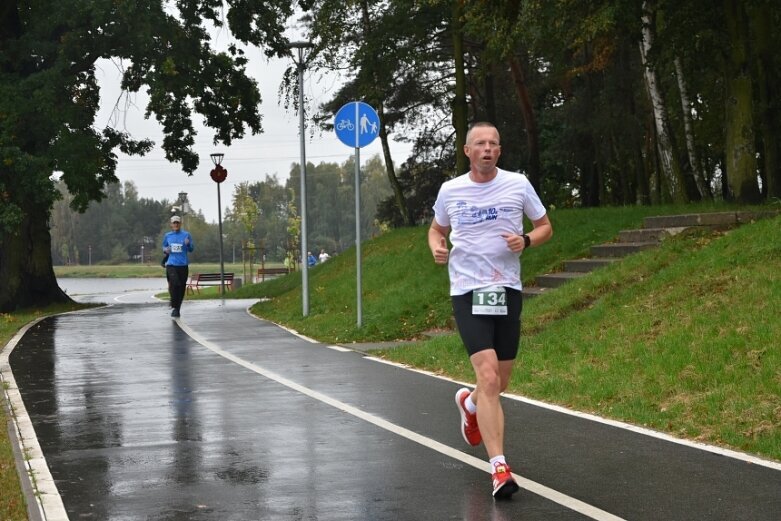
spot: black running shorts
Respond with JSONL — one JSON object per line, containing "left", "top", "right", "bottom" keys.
{"left": 451, "top": 287, "right": 523, "bottom": 361}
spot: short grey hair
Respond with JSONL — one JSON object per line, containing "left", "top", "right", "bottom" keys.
{"left": 465, "top": 122, "right": 499, "bottom": 145}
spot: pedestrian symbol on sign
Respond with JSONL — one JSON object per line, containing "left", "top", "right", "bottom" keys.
{"left": 360, "top": 113, "right": 378, "bottom": 136}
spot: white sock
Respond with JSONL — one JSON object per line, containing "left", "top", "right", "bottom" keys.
{"left": 465, "top": 393, "right": 477, "bottom": 414}
{"left": 490, "top": 455, "right": 507, "bottom": 471}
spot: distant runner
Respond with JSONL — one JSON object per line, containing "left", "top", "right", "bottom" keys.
{"left": 428, "top": 122, "right": 553, "bottom": 499}
{"left": 163, "top": 215, "right": 194, "bottom": 318}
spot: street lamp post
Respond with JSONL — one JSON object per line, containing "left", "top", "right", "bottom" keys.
{"left": 210, "top": 153, "right": 227, "bottom": 294}
{"left": 287, "top": 41, "right": 314, "bottom": 317}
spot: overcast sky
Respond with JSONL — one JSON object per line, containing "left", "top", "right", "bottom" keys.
{"left": 95, "top": 25, "right": 412, "bottom": 223}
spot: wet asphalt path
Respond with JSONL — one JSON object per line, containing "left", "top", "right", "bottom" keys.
{"left": 7, "top": 293, "right": 781, "bottom": 520}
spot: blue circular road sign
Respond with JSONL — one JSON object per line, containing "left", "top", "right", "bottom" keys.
{"left": 334, "top": 102, "right": 380, "bottom": 148}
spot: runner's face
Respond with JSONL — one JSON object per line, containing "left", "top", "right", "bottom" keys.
{"left": 171, "top": 221, "right": 181, "bottom": 231}
{"left": 464, "top": 127, "right": 501, "bottom": 174}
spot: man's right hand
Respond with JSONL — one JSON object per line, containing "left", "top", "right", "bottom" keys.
{"left": 433, "top": 237, "right": 449, "bottom": 265}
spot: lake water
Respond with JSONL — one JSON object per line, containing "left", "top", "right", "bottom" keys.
{"left": 57, "top": 278, "right": 168, "bottom": 301}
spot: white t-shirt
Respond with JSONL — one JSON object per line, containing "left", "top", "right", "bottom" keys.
{"left": 432, "top": 168, "right": 547, "bottom": 295}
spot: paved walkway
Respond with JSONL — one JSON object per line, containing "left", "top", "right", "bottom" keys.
{"left": 2, "top": 290, "right": 780, "bottom": 520}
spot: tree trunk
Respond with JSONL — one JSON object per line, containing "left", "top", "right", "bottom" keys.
{"left": 644, "top": 115, "right": 661, "bottom": 205}
{"left": 378, "top": 108, "right": 413, "bottom": 226}
{"left": 748, "top": 2, "right": 780, "bottom": 199}
{"left": 639, "top": 1, "right": 687, "bottom": 203}
{"left": 674, "top": 57, "right": 710, "bottom": 200}
{"left": 578, "top": 134, "right": 600, "bottom": 207}
{"left": 507, "top": 54, "right": 541, "bottom": 191}
{"left": 484, "top": 68, "right": 496, "bottom": 124}
{"left": 0, "top": 212, "right": 72, "bottom": 312}
{"left": 451, "top": 0, "right": 468, "bottom": 174}
{"left": 723, "top": 0, "right": 760, "bottom": 203}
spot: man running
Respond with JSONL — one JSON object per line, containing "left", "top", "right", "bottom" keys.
{"left": 163, "top": 215, "right": 194, "bottom": 318}
{"left": 429, "top": 122, "right": 553, "bottom": 499}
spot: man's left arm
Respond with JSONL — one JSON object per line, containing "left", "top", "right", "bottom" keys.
{"left": 526, "top": 214, "right": 553, "bottom": 249}
{"left": 501, "top": 214, "right": 553, "bottom": 253}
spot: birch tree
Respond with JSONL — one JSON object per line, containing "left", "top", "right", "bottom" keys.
{"left": 674, "top": 57, "right": 710, "bottom": 199}
{"left": 639, "top": 1, "right": 687, "bottom": 203}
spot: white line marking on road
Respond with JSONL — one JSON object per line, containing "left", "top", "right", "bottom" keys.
{"left": 176, "top": 320, "right": 626, "bottom": 521}
{"left": 326, "top": 345, "right": 352, "bottom": 352}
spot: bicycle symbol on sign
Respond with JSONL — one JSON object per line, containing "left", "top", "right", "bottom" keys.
{"left": 336, "top": 119, "right": 355, "bottom": 131}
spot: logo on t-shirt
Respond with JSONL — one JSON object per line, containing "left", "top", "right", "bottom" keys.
{"left": 456, "top": 202, "right": 498, "bottom": 225}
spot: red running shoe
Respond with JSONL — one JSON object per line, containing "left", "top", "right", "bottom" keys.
{"left": 491, "top": 463, "right": 520, "bottom": 499}
{"left": 455, "top": 388, "right": 481, "bottom": 446}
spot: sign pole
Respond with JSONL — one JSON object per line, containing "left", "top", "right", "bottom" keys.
{"left": 354, "top": 103, "right": 362, "bottom": 327}
{"left": 355, "top": 102, "right": 363, "bottom": 327}
{"left": 335, "top": 101, "right": 379, "bottom": 328}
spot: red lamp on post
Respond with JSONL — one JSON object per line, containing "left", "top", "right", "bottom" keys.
{"left": 210, "top": 153, "right": 227, "bottom": 293}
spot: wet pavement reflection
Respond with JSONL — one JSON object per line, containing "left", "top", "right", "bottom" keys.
{"left": 8, "top": 287, "right": 781, "bottom": 520}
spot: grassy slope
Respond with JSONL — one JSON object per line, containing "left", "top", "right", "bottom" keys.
{"left": 238, "top": 205, "right": 781, "bottom": 461}
{"left": 238, "top": 203, "right": 744, "bottom": 342}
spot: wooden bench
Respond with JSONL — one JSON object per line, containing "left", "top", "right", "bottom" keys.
{"left": 257, "top": 266, "right": 291, "bottom": 282}
{"left": 186, "top": 272, "right": 234, "bottom": 294}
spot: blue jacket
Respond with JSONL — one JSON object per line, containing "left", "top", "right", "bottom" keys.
{"left": 307, "top": 254, "right": 317, "bottom": 267}
{"left": 163, "top": 230, "right": 194, "bottom": 266}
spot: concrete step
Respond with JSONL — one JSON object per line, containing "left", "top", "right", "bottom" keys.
{"left": 618, "top": 227, "right": 686, "bottom": 243}
{"left": 591, "top": 242, "right": 659, "bottom": 258}
{"left": 564, "top": 258, "right": 619, "bottom": 273}
{"left": 643, "top": 212, "right": 740, "bottom": 228}
{"left": 535, "top": 271, "right": 588, "bottom": 288}
{"left": 522, "top": 286, "right": 552, "bottom": 298}
{"left": 641, "top": 211, "right": 780, "bottom": 229}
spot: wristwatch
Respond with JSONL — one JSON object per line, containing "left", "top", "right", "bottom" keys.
{"left": 522, "top": 234, "right": 531, "bottom": 249}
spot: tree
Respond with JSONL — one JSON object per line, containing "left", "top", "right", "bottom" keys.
{"left": 0, "top": 0, "right": 301, "bottom": 312}
{"left": 722, "top": 0, "right": 759, "bottom": 202}
{"left": 305, "top": 0, "right": 458, "bottom": 226}
{"left": 450, "top": 0, "right": 468, "bottom": 175}
{"left": 232, "top": 182, "right": 260, "bottom": 262}
{"left": 748, "top": 1, "right": 781, "bottom": 199}
{"left": 459, "top": 0, "right": 542, "bottom": 189}
{"left": 50, "top": 179, "right": 171, "bottom": 265}
{"left": 639, "top": 1, "right": 688, "bottom": 203}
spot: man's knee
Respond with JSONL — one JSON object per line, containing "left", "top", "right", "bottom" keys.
{"left": 476, "top": 367, "right": 502, "bottom": 395}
